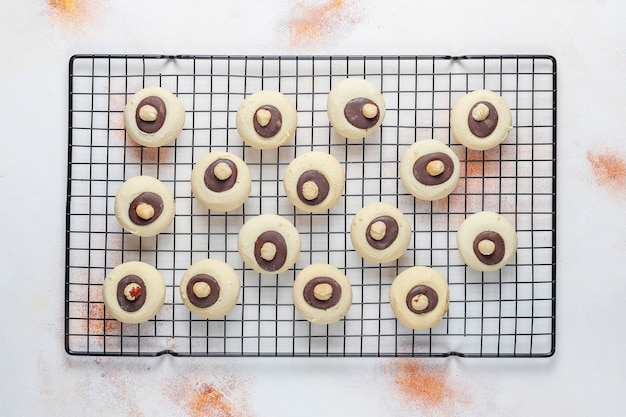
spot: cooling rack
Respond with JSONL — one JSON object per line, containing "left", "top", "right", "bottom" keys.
{"left": 65, "top": 55, "right": 556, "bottom": 357}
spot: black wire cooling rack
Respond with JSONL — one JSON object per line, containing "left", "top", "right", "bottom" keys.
{"left": 65, "top": 55, "right": 556, "bottom": 358}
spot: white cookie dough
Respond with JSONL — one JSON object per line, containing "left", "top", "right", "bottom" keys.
{"left": 191, "top": 152, "right": 251, "bottom": 212}
{"left": 236, "top": 90, "right": 297, "bottom": 149}
{"left": 457, "top": 211, "right": 518, "bottom": 272}
{"left": 283, "top": 152, "right": 345, "bottom": 213}
{"left": 350, "top": 202, "right": 411, "bottom": 263}
{"left": 103, "top": 261, "right": 166, "bottom": 324}
{"left": 237, "top": 214, "right": 301, "bottom": 274}
{"left": 327, "top": 78, "right": 386, "bottom": 139}
{"left": 124, "top": 86, "right": 185, "bottom": 147}
{"left": 389, "top": 266, "right": 449, "bottom": 330}
{"left": 293, "top": 264, "right": 352, "bottom": 325}
{"left": 114, "top": 175, "right": 175, "bottom": 237}
{"left": 400, "top": 139, "right": 461, "bottom": 201}
{"left": 450, "top": 89, "right": 512, "bottom": 151}
{"left": 179, "top": 259, "right": 241, "bottom": 319}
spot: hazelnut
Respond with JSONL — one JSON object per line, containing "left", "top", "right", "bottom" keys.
{"left": 362, "top": 103, "right": 378, "bottom": 119}
{"left": 192, "top": 281, "right": 211, "bottom": 298}
{"left": 426, "top": 160, "right": 445, "bottom": 177}
{"left": 301, "top": 180, "right": 319, "bottom": 201}
{"left": 214, "top": 161, "right": 233, "bottom": 181}
{"left": 139, "top": 104, "right": 158, "bottom": 122}
{"left": 260, "top": 242, "right": 277, "bottom": 261}
{"left": 411, "top": 294, "right": 429, "bottom": 311}
{"left": 471, "top": 103, "right": 490, "bottom": 122}
{"left": 256, "top": 108, "right": 272, "bottom": 127}
{"left": 136, "top": 203, "right": 155, "bottom": 220}
{"left": 477, "top": 239, "right": 496, "bottom": 256}
{"left": 369, "top": 220, "right": 387, "bottom": 241}
{"left": 313, "top": 283, "right": 333, "bottom": 301}
{"left": 124, "top": 283, "right": 142, "bottom": 301}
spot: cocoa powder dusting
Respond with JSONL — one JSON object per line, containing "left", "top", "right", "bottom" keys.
{"left": 383, "top": 359, "right": 469, "bottom": 416}
{"left": 47, "top": 0, "right": 91, "bottom": 26}
{"left": 394, "top": 360, "right": 448, "bottom": 406}
{"left": 167, "top": 376, "right": 254, "bottom": 417}
{"left": 289, "top": 0, "right": 359, "bottom": 47}
{"left": 463, "top": 148, "right": 501, "bottom": 178}
{"left": 587, "top": 149, "right": 626, "bottom": 194}
{"left": 186, "top": 384, "right": 234, "bottom": 417}
{"left": 87, "top": 303, "right": 120, "bottom": 335}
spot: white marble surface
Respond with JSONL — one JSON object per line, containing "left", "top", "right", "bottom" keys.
{"left": 1, "top": 1, "right": 625, "bottom": 415}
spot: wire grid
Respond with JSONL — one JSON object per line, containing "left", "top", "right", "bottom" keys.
{"left": 65, "top": 55, "right": 556, "bottom": 357}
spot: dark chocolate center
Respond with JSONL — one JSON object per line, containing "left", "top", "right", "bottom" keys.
{"left": 128, "top": 192, "right": 164, "bottom": 226}
{"left": 116, "top": 275, "right": 147, "bottom": 312}
{"left": 253, "top": 105, "right": 282, "bottom": 138}
{"left": 412, "top": 152, "right": 455, "bottom": 186}
{"left": 472, "top": 231, "right": 506, "bottom": 265}
{"left": 366, "top": 216, "right": 399, "bottom": 250}
{"left": 467, "top": 101, "right": 498, "bottom": 138}
{"left": 296, "top": 170, "right": 330, "bottom": 206}
{"left": 406, "top": 285, "right": 439, "bottom": 314}
{"left": 343, "top": 98, "right": 380, "bottom": 129}
{"left": 254, "top": 231, "right": 288, "bottom": 272}
{"left": 135, "top": 96, "right": 167, "bottom": 134}
{"left": 186, "top": 274, "right": 220, "bottom": 308}
{"left": 303, "top": 276, "right": 342, "bottom": 310}
{"left": 204, "top": 158, "right": 238, "bottom": 192}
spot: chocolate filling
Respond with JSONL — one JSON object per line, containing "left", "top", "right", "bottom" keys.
{"left": 116, "top": 274, "right": 147, "bottom": 312}
{"left": 412, "top": 152, "right": 455, "bottom": 186}
{"left": 128, "top": 192, "right": 164, "bottom": 226}
{"left": 253, "top": 105, "right": 282, "bottom": 138}
{"left": 406, "top": 285, "right": 438, "bottom": 314}
{"left": 254, "top": 231, "right": 288, "bottom": 272}
{"left": 296, "top": 170, "right": 330, "bottom": 206}
{"left": 135, "top": 96, "right": 167, "bottom": 134}
{"left": 366, "top": 216, "right": 399, "bottom": 250}
{"left": 344, "top": 98, "right": 380, "bottom": 129}
{"left": 472, "top": 231, "right": 506, "bottom": 265}
{"left": 186, "top": 274, "right": 220, "bottom": 308}
{"left": 303, "top": 276, "right": 342, "bottom": 310}
{"left": 467, "top": 101, "right": 498, "bottom": 138}
{"left": 204, "top": 158, "right": 238, "bottom": 192}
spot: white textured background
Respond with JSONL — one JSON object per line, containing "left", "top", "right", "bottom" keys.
{"left": 1, "top": 1, "right": 625, "bottom": 415}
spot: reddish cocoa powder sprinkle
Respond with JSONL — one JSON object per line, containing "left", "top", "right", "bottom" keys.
{"left": 587, "top": 149, "right": 626, "bottom": 193}
{"left": 183, "top": 382, "right": 253, "bottom": 417}
{"left": 87, "top": 303, "right": 120, "bottom": 335}
{"left": 381, "top": 358, "right": 474, "bottom": 417}
{"left": 288, "top": 0, "right": 358, "bottom": 47}
{"left": 464, "top": 148, "right": 500, "bottom": 178}
{"left": 393, "top": 360, "right": 449, "bottom": 406}
{"left": 47, "top": 0, "right": 90, "bottom": 26}
{"left": 187, "top": 384, "right": 231, "bottom": 417}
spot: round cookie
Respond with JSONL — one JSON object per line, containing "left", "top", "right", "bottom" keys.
{"left": 114, "top": 175, "right": 175, "bottom": 237}
{"left": 400, "top": 139, "right": 461, "bottom": 201}
{"left": 179, "top": 259, "right": 241, "bottom": 319}
{"left": 191, "top": 152, "right": 251, "bottom": 212}
{"left": 350, "top": 202, "right": 411, "bottom": 263}
{"left": 457, "top": 211, "right": 518, "bottom": 272}
{"left": 389, "top": 266, "right": 449, "bottom": 330}
{"left": 124, "top": 86, "right": 185, "bottom": 147}
{"left": 237, "top": 214, "right": 301, "bottom": 275}
{"left": 236, "top": 90, "right": 297, "bottom": 150}
{"left": 327, "top": 78, "right": 386, "bottom": 139}
{"left": 283, "top": 152, "right": 345, "bottom": 213}
{"left": 450, "top": 89, "right": 512, "bottom": 151}
{"left": 293, "top": 264, "right": 352, "bottom": 325}
{"left": 103, "top": 261, "right": 166, "bottom": 324}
